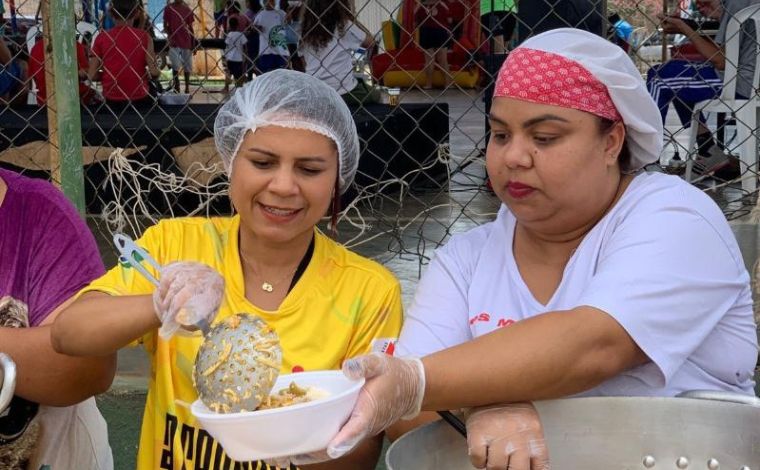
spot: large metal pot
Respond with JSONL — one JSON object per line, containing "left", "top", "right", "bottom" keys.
{"left": 0, "top": 352, "right": 16, "bottom": 414}
{"left": 386, "top": 393, "right": 760, "bottom": 469}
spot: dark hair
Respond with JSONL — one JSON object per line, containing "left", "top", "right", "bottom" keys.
{"left": 111, "top": 0, "right": 140, "bottom": 21}
{"left": 300, "top": 0, "right": 354, "bottom": 50}
{"left": 247, "top": 0, "right": 262, "bottom": 12}
{"left": 329, "top": 173, "right": 341, "bottom": 236}
{"left": 229, "top": 16, "right": 239, "bottom": 31}
{"left": 597, "top": 117, "right": 631, "bottom": 171}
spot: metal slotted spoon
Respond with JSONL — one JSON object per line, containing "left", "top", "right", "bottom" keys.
{"left": 114, "top": 233, "right": 283, "bottom": 413}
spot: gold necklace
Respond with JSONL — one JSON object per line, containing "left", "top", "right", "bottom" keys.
{"left": 239, "top": 252, "right": 299, "bottom": 293}
{"left": 259, "top": 271, "right": 296, "bottom": 293}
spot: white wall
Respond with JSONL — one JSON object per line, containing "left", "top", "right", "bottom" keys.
{"left": 355, "top": 0, "right": 402, "bottom": 38}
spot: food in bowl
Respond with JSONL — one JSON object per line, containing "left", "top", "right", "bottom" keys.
{"left": 191, "top": 371, "right": 364, "bottom": 461}
{"left": 257, "top": 382, "right": 330, "bottom": 410}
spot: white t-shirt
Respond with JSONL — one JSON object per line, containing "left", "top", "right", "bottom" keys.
{"left": 224, "top": 31, "right": 248, "bottom": 62}
{"left": 397, "top": 172, "right": 758, "bottom": 396}
{"left": 254, "top": 9, "right": 289, "bottom": 57}
{"left": 302, "top": 22, "right": 365, "bottom": 95}
{"left": 29, "top": 398, "right": 113, "bottom": 470}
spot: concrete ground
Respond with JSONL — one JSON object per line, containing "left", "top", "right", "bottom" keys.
{"left": 90, "top": 87, "right": 760, "bottom": 469}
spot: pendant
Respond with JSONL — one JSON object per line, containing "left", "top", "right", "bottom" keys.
{"left": 261, "top": 282, "right": 274, "bottom": 293}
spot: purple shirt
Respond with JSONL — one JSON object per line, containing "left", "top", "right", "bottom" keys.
{"left": 0, "top": 169, "right": 104, "bottom": 327}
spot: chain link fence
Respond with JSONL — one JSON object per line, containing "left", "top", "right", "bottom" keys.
{"left": 1, "top": 0, "right": 759, "bottom": 282}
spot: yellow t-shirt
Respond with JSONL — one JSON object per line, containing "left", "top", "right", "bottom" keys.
{"left": 81, "top": 216, "right": 403, "bottom": 470}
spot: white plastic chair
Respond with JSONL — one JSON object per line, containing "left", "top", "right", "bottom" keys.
{"left": 26, "top": 24, "right": 40, "bottom": 52}
{"left": 685, "top": 4, "right": 760, "bottom": 192}
{"left": 76, "top": 21, "right": 97, "bottom": 44}
{"left": 26, "top": 21, "right": 97, "bottom": 51}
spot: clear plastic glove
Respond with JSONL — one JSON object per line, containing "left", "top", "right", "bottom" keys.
{"left": 325, "top": 353, "right": 425, "bottom": 459}
{"left": 152, "top": 261, "right": 224, "bottom": 339}
{"left": 466, "top": 402, "right": 550, "bottom": 470}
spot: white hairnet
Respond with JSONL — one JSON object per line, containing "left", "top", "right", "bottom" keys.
{"left": 214, "top": 69, "right": 360, "bottom": 193}
{"left": 517, "top": 28, "right": 663, "bottom": 171}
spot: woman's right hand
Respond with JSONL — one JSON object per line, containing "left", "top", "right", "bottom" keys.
{"left": 466, "top": 402, "right": 550, "bottom": 470}
{"left": 153, "top": 261, "right": 224, "bottom": 339}
{"left": 325, "top": 353, "right": 426, "bottom": 459}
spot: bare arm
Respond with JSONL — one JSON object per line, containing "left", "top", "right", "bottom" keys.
{"left": 360, "top": 32, "right": 375, "bottom": 50}
{"left": 683, "top": 27, "right": 724, "bottom": 69}
{"left": 3, "top": 296, "right": 116, "bottom": 406}
{"left": 87, "top": 55, "right": 102, "bottom": 81}
{"left": 421, "top": 306, "right": 648, "bottom": 410}
{"left": 146, "top": 37, "right": 161, "bottom": 78}
{"left": 661, "top": 16, "right": 724, "bottom": 69}
{"left": 52, "top": 291, "right": 160, "bottom": 357}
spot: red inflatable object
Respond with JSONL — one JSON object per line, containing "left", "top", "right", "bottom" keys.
{"left": 372, "top": 0, "right": 482, "bottom": 88}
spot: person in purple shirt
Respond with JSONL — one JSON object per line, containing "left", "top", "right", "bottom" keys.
{"left": 0, "top": 168, "right": 115, "bottom": 469}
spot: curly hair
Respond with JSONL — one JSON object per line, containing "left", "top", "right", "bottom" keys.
{"left": 299, "top": 0, "right": 354, "bottom": 51}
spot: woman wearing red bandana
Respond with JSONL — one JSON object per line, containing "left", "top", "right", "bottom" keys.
{"left": 274, "top": 28, "right": 759, "bottom": 470}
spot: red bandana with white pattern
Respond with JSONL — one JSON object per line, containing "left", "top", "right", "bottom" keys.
{"left": 494, "top": 47, "right": 622, "bottom": 122}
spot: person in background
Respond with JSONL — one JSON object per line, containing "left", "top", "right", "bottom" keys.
{"left": 300, "top": 0, "right": 378, "bottom": 104}
{"left": 222, "top": 2, "right": 251, "bottom": 93}
{"left": 0, "top": 168, "right": 115, "bottom": 470}
{"left": 414, "top": 0, "right": 453, "bottom": 89}
{"left": 213, "top": 0, "right": 227, "bottom": 38}
{"left": 227, "top": 1, "right": 251, "bottom": 33}
{"left": 163, "top": 0, "right": 196, "bottom": 93}
{"left": 647, "top": 0, "right": 760, "bottom": 175}
{"left": 253, "top": 0, "right": 289, "bottom": 73}
{"left": 283, "top": 0, "right": 304, "bottom": 72}
{"left": 89, "top": 0, "right": 161, "bottom": 109}
{"left": 28, "top": 36, "right": 99, "bottom": 105}
{"left": 0, "top": 39, "right": 28, "bottom": 106}
{"left": 244, "top": 0, "right": 261, "bottom": 79}
{"left": 52, "top": 69, "right": 403, "bottom": 470}
{"left": 224, "top": 16, "right": 248, "bottom": 89}
{"left": 480, "top": 0, "right": 516, "bottom": 54}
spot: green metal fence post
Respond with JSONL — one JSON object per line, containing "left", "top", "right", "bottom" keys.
{"left": 49, "top": 0, "right": 85, "bottom": 213}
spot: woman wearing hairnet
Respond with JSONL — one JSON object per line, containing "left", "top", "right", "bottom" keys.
{"left": 51, "top": 70, "right": 403, "bottom": 470}
{"left": 286, "top": 29, "right": 757, "bottom": 470}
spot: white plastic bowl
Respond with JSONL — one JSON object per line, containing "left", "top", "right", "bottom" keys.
{"left": 191, "top": 371, "right": 364, "bottom": 461}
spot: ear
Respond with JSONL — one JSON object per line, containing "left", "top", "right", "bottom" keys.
{"left": 604, "top": 121, "right": 626, "bottom": 166}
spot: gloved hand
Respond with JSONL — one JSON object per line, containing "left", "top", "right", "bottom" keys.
{"left": 152, "top": 261, "right": 224, "bottom": 339}
{"left": 325, "top": 353, "right": 426, "bottom": 459}
{"left": 465, "top": 402, "right": 550, "bottom": 470}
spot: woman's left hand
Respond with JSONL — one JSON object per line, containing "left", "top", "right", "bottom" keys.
{"left": 466, "top": 402, "right": 550, "bottom": 470}
{"left": 327, "top": 353, "right": 426, "bottom": 458}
